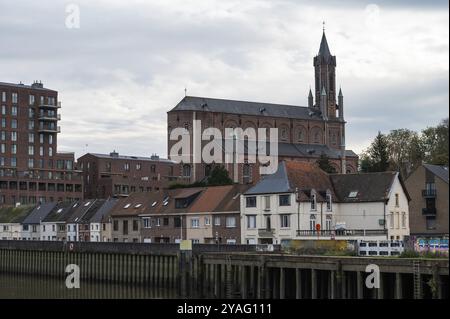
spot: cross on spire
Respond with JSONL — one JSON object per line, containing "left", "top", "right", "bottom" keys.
{"left": 323, "top": 21, "right": 325, "bottom": 32}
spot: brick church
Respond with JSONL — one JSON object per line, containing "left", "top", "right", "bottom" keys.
{"left": 167, "top": 31, "right": 358, "bottom": 184}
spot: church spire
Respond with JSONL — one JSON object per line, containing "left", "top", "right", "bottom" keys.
{"left": 308, "top": 87, "right": 314, "bottom": 108}
{"left": 318, "top": 30, "right": 331, "bottom": 58}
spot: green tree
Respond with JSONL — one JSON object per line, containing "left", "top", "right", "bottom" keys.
{"left": 421, "top": 118, "right": 449, "bottom": 166}
{"left": 359, "top": 131, "right": 390, "bottom": 172}
{"left": 316, "top": 153, "right": 337, "bottom": 173}
{"left": 206, "top": 165, "right": 233, "bottom": 186}
{"left": 386, "top": 129, "right": 424, "bottom": 178}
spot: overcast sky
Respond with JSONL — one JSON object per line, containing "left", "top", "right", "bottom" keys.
{"left": 0, "top": 0, "right": 448, "bottom": 159}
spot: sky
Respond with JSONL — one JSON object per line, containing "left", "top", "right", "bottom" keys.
{"left": 0, "top": 0, "right": 448, "bottom": 159}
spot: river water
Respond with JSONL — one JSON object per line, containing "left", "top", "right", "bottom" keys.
{"left": 0, "top": 273, "right": 179, "bottom": 299}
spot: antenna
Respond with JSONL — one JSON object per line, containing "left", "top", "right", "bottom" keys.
{"left": 184, "top": 87, "right": 187, "bottom": 97}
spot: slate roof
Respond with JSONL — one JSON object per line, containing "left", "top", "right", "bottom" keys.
{"left": 78, "top": 199, "right": 107, "bottom": 223}
{"left": 0, "top": 205, "right": 35, "bottom": 223}
{"left": 67, "top": 199, "right": 101, "bottom": 223}
{"left": 22, "top": 202, "right": 56, "bottom": 224}
{"left": 423, "top": 164, "right": 449, "bottom": 184}
{"left": 42, "top": 201, "right": 81, "bottom": 223}
{"left": 330, "top": 172, "right": 399, "bottom": 203}
{"left": 91, "top": 198, "right": 118, "bottom": 223}
{"left": 245, "top": 160, "right": 402, "bottom": 203}
{"left": 169, "top": 96, "right": 325, "bottom": 121}
{"left": 318, "top": 31, "right": 332, "bottom": 57}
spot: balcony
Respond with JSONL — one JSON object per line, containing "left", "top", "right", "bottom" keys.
{"left": 38, "top": 113, "right": 61, "bottom": 121}
{"left": 422, "top": 189, "right": 436, "bottom": 198}
{"left": 38, "top": 125, "right": 60, "bottom": 133}
{"left": 39, "top": 101, "right": 61, "bottom": 109}
{"left": 296, "top": 229, "right": 388, "bottom": 237}
{"left": 422, "top": 208, "right": 436, "bottom": 215}
{"left": 258, "top": 228, "right": 275, "bottom": 238}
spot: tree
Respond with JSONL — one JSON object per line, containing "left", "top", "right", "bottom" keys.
{"left": 421, "top": 118, "right": 449, "bottom": 166}
{"left": 207, "top": 165, "right": 233, "bottom": 186}
{"left": 360, "top": 131, "right": 390, "bottom": 172}
{"left": 316, "top": 153, "right": 337, "bottom": 173}
{"left": 386, "top": 129, "right": 424, "bottom": 178}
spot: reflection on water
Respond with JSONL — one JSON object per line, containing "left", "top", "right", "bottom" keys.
{"left": 0, "top": 273, "right": 178, "bottom": 299}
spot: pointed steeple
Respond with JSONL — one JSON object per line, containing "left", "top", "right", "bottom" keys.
{"left": 321, "top": 86, "right": 327, "bottom": 96}
{"left": 338, "top": 87, "right": 343, "bottom": 97}
{"left": 308, "top": 87, "right": 314, "bottom": 108}
{"left": 318, "top": 31, "right": 331, "bottom": 58}
{"left": 309, "top": 88, "right": 313, "bottom": 98}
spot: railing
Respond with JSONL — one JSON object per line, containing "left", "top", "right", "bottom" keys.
{"left": 39, "top": 102, "right": 61, "bottom": 108}
{"left": 422, "top": 207, "right": 437, "bottom": 215}
{"left": 296, "top": 229, "right": 388, "bottom": 237}
{"left": 38, "top": 113, "right": 61, "bottom": 121}
{"left": 422, "top": 189, "right": 436, "bottom": 198}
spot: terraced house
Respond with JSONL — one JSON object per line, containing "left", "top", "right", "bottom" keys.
{"left": 241, "top": 161, "right": 410, "bottom": 244}
{"left": 0, "top": 205, "right": 34, "bottom": 240}
{"left": 20, "top": 202, "right": 55, "bottom": 240}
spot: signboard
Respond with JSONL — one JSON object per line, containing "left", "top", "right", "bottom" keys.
{"left": 180, "top": 240, "right": 192, "bottom": 251}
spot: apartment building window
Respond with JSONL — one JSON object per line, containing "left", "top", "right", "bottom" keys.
{"left": 11, "top": 144, "right": 17, "bottom": 154}
{"left": 28, "top": 120, "right": 34, "bottom": 130}
{"left": 49, "top": 147, "right": 53, "bottom": 156}
{"left": 0, "top": 144, "right": 4, "bottom": 154}
{"left": 11, "top": 119, "right": 17, "bottom": 129}
{"left": 1, "top": 118, "right": 5, "bottom": 128}
{"left": 12, "top": 93, "right": 18, "bottom": 104}
{"left": 246, "top": 196, "right": 256, "bottom": 208}
{"left": 28, "top": 145, "right": 34, "bottom": 155}
{"left": 40, "top": 96, "right": 44, "bottom": 105}
{"left": 11, "top": 132, "right": 17, "bottom": 141}
{"left": 309, "top": 215, "right": 316, "bottom": 231}
{"left": 11, "top": 106, "right": 17, "bottom": 116}
{"left": 150, "top": 165, "right": 156, "bottom": 173}
{"left": 28, "top": 159, "right": 34, "bottom": 168}
{"left": 11, "top": 158, "right": 16, "bottom": 167}
{"left": 40, "top": 134, "right": 44, "bottom": 143}
{"left": 29, "top": 95, "right": 35, "bottom": 105}
{"left": 123, "top": 220, "right": 128, "bottom": 235}
{"left": 124, "top": 163, "right": 130, "bottom": 171}
{"left": 113, "top": 220, "right": 119, "bottom": 231}
{"left": 279, "top": 194, "right": 291, "bottom": 206}
{"left": 39, "top": 146, "right": 44, "bottom": 156}
{"left": 136, "top": 163, "right": 141, "bottom": 170}
{"left": 28, "top": 133, "right": 34, "bottom": 143}
{"left": 133, "top": 220, "right": 139, "bottom": 231}
{"left": 280, "top": 215, "right": 290, "bottom": 228}
{"left": 0, "top": 157, "right": 4, "bottom": 166}
{"left": 1, "top": 92, "right": 5, "bottom": 102}
{"left": 247, "top": 215, "right": 256, "bottom": 229}
{"left": 204, "top": 217, "right": 211, "bottom": 226}
{"left": 226, "top": 217, "right": 236, "bottom": 228}
{"left": 426, "top": 216, "right": 436, "bottom": 230}
{"left": 28, "top": 108, "right": 34, "bottom": 118}
{"left": 395, "top": 194, "right": 399, "bottom": 207}
{"left": 49, "top": 135, "right": 53, "bottom": 145}
{"left": 264, "top": 196, "right": 270, "bottom": 210}
{"left": 1, "top": 131, "right": 5, "bottom": 141}
{"left": 191, "top": 218, "right": 199, "bottom": 228}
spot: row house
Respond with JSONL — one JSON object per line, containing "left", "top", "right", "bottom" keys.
{"left": 21, "top": 202, "right": 56, "bottom": 240}
{"left": 0, "top": 205, "right": 34, "bottom": 240}
{"left": 241, "top": 161, "right": 410, "bottom": 245}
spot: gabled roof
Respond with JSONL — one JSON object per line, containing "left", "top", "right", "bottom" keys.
{"left": 215, "top": 184, "right": 252, "bottom": 212}
{"left": 67, "top": 199, "right": 99, "bottom": 223}
{"left": 169, "top": 96, "right": 323, "bottom": 121}
{"left": 423, "top": 164, "right": 449, "bottom": 184}
{"left": 91, "top": 198, "right": 118, "bottom": 223}
{"left": 42, "top": 201, "right": 80, "bottom": 223}
{"left": 109, "top": 192, "right": 163, "bottom": 217}
{"left": 78, "top": 199, "right": 107, "bottom": 223}
{"left": 22, "top": 203, "right": 56, "bottom": 224}
{"left": 330, "top": 171, "right": 399, "bottom": 203}
{"left": 0, "top": 205, "right": 35, "bottom": 223}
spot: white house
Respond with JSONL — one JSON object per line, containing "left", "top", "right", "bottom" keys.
{"left": 0, "top": 205, "right": 35, "bottom": 240}
{"left": 88, "top": 198, "right": 117, "bottom": 242}
{"left": 20, "top": 203, "right": 56, "bottom": 240}
{"left": 241, "top": 161, "right": 410, "bottom": 245}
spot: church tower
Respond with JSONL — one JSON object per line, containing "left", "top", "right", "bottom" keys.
{"left": 313, "top": 30, "right": 337, "bottom": 118}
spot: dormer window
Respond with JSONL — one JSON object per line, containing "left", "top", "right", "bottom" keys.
{"left": 124, "top": 203, "right": 131, "bottom": 209}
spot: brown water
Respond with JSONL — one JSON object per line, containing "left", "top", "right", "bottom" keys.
{"left": 0, "top": 273, "right": 178, "bottom": 299}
